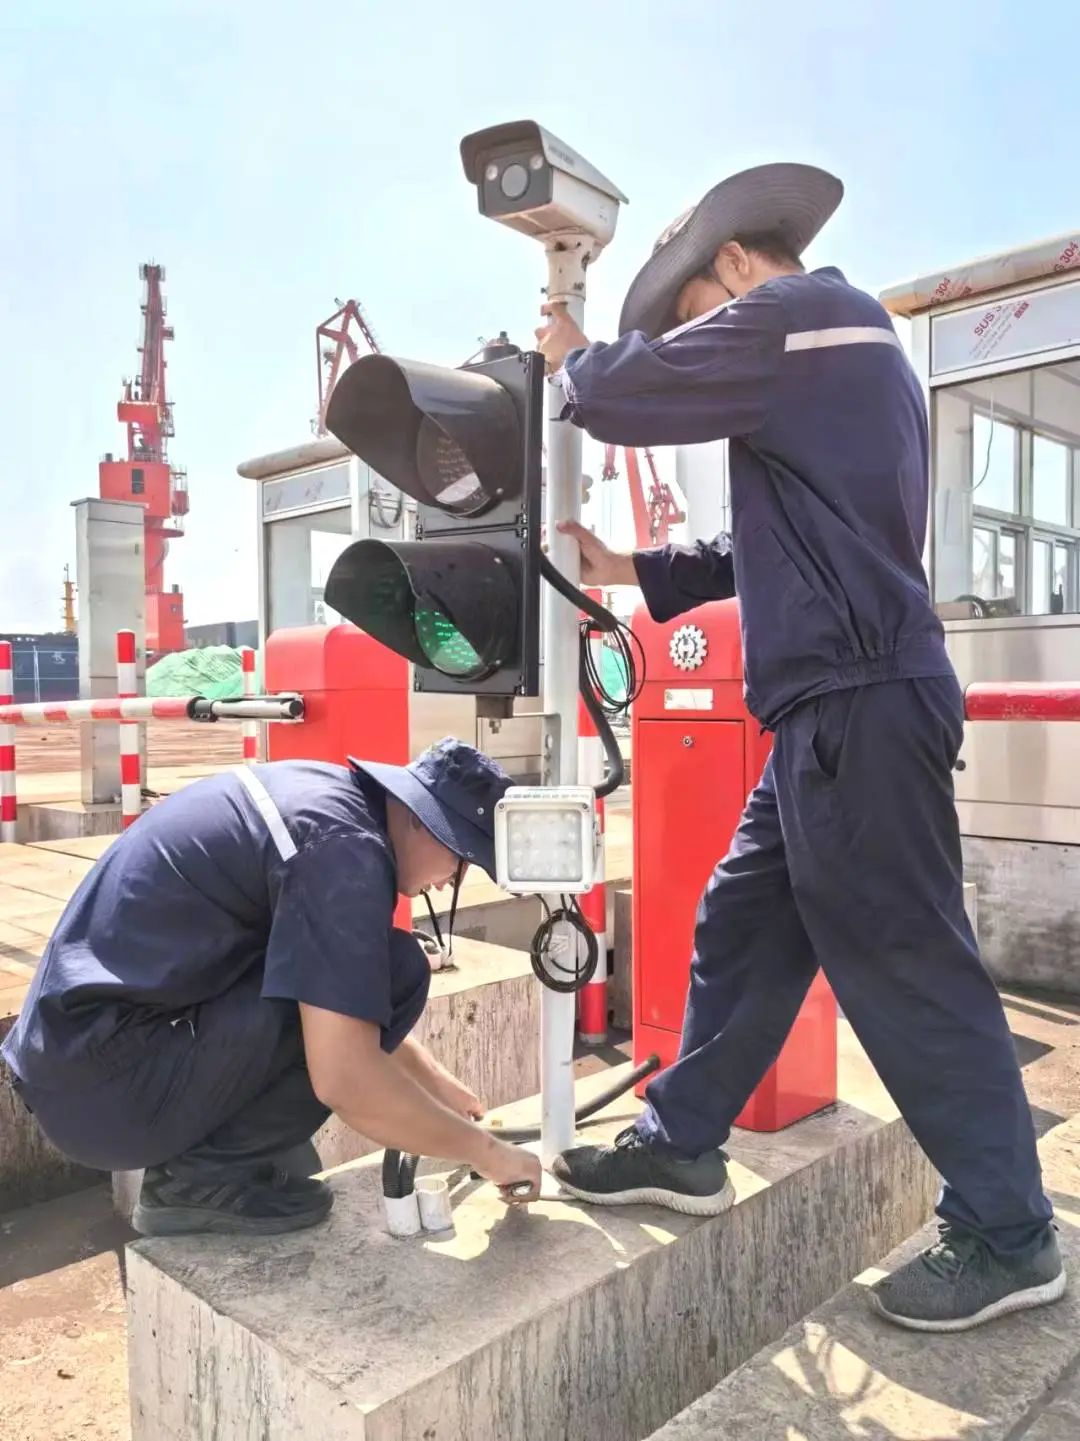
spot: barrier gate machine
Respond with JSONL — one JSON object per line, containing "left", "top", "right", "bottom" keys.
{"left": 631, "top": 596, "right": 837, "bottom": 1131}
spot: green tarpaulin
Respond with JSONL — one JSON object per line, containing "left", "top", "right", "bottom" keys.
{"left": 146, "top": 646, "right": 263, "bottom": 701}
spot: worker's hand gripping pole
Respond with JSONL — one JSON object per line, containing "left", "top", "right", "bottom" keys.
{"left": 539, "top": 234, "right": 594, "bottom": 1165}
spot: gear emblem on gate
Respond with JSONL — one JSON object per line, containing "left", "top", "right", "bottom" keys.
{"left": 669, "top": 624, "right": 707, "bottom": 672}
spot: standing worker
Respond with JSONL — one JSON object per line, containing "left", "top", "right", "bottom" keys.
{"left": 536, "top": 163, "right": 1064, "bottom": 1332}
{"left": 2, "top": 739, "right": 541, "bottom": 1235}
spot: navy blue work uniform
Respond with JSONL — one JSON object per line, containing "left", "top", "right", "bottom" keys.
{"left": 562, "top": 267, "right": 1052, "bottom": 1257}
{"left": 0, "top": 762, "right": 428, "bottom": 1177}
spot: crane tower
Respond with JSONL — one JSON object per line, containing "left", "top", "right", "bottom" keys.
{"left": 98, "top": 264, "right": 188, "bottom": 653}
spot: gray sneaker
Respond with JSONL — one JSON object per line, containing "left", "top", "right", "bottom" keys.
{"left": 869, "top": 1224, "right": 1066, "bottom": 1332}
{"left": 552, "top": 1126, "right": 734, "bottom": 1216}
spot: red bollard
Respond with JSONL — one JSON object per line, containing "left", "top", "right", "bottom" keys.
{"left": 0, "top": 641, "right": 15, "bottom": 843}
{"left": 630, "top": 598, "right": 837, "bottom": 1131}
{"left": 116, "top": 630, "right": 141, "bottom": 830}
{"left": 577, "top": 591, "right": 609, "bottom": 1045}
{"left": 240, "top": 647, "right": 258, "bottom": 765}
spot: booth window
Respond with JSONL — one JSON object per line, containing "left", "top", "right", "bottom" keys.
{"left": 971, "top": 414, "right": 1017, "bottom": 513}
{"left": 933, "top": 359, "right": 1080, "bottom": 618}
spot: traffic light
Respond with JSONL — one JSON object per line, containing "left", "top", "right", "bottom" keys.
{"left": 323, "top": 345, "right": 543, "bottom": 697}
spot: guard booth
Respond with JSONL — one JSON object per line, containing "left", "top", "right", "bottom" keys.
{"left": 237, "top": 438, "right": 543, "bottom": 778}
{"left": 881, "top": 234, "right": 1080, "bottom": 993}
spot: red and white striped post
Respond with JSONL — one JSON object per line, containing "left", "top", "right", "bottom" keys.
{"left": 115, "top": 630, "right": 141, "bottom": 829}
{"left": 241, "top": 647, "right": 258, "bottom": 766}
{"left": 0, "top": 641, "right": 16, "bottom": 843}
{"left": 577, "top": 590, "right": 609, "bottom": 1045}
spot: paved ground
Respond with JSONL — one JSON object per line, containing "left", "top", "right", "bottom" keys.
{"left": 1, "top": 989, "right": 1077, "bottom": 1441}
{"left": 13, "top": 720, "right": 246, "bottom": 779}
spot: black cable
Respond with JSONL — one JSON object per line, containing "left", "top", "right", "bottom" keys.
{"left": 528, "top": 896, "right": 599, "bottom": 994}
{"left": 482, "top": 1053, "right": 661, "bottom": 1144}
{"left": 580, "top": 654, "right": 626, "bottom": 799}
{"left": 540, "top": 554, "right": 618, "bottom": 632}
{"left": 539, "top": 553, "right": 645, "bottom": 800}
{"left": 382, "top": 1148, "right": 406, "bottom": 1198}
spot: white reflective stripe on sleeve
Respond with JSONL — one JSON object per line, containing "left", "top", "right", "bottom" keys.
{"left": 233, "top": 763, "right": 297, "bottom": 862}
{"left": 784, "top": 326, "right": 904, "bottom": 352}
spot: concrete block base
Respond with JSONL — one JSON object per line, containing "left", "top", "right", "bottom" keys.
{"left": 1, "top": 1015, "right": 100, "bottom": 1212}
{"left": 646, "top": 1114, "right": 1080, "bottom": 1440}
{"left": 113, "top": 937, "right": 541, "bottom": 1219}
{"left": 963, "top": 835, "right": 1078, "bottom": 996}
{"left": 126, "top": 1027, "right": 939, "bottom": 1441}
{"left": 17, "top": 801, "right": 124, "bottom": 843}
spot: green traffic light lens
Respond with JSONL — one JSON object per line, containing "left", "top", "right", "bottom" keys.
{"left": 414, "top": 602, "right": 484, "bottom": 678}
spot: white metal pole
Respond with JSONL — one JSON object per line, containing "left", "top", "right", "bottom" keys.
{"left": 540, "top": 234, "right": 592, "bottom": 1165}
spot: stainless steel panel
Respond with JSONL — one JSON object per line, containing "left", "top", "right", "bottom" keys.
{"left": 408, "top": 690, "right": 543, "bottom": 781}
{"left": 931, "top": 278, "right": 1080, "bottom": 377}
{"left": 74, "top": 499, "right": 147, "bottom": 805}
{"left": 946, "top": 613, "right": 1080, "bottom": 841}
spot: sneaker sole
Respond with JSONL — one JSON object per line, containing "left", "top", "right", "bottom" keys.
{"left": 869, "top": 1267, "right": 1067, "bottom": 1333}
{"left": 554, "top": 1176, "right": 735, "bottom": 1217}
{"left": 132, "top": 1195, "right": 333, "bottom": 1238}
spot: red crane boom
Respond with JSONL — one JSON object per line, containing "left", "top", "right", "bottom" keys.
{"left": 601, "top": 445, "right": 685, "bottom": 548}
{"left": 315, "top": 298, "right": 381, "bottom": 434}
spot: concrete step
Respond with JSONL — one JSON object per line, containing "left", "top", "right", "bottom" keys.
{"left": 645, "top": 1114, "right": 1080, "bottom": 1441}
{"left": 125, "top": 1023, "right": 941, "bottom": 1441}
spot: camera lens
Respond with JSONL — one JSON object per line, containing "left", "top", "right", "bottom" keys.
{"left": 499, "top": 163, "right": 529, "bottom": 201}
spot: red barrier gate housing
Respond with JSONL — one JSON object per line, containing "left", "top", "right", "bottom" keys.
{"left": 265, "top": 624, "right": 411, "bottom": 927}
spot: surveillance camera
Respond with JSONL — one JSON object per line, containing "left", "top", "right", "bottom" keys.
{"left": 460, "top": 120, "right": 627, "bottom": 250}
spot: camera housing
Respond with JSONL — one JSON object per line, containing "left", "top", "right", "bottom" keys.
{"left": 460, "top": 120, "right": 626, "bottom": 249}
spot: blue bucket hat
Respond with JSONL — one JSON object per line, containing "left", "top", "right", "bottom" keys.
{"left": 349, "top": 738, "right": 511, "bottom": 881}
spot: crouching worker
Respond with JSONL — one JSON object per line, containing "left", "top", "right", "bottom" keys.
{"left": 1, "top": 739, "right": 542, "bottom": 1236}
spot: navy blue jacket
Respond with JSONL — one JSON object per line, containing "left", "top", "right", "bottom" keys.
{"left": 562, "top": 267, "right": 953, "bottom": 727}
{"left": 1, "top": 763, "right": 419, "bottom": 1087}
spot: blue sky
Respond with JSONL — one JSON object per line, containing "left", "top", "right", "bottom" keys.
{"left": 2, "top": 1, "right": 1075, "bottom": 632}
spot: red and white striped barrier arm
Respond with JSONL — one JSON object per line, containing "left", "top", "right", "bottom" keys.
{"left": 964, "top": 682, "right": 1080, "bottom": 721}
{"left": 0, "top": 641, "right": 16, "bottom": 843}
{"left": 241, "top": 647, "right": 258, "bottom": 766}
{"left": 0, "top": 696, "right": 300, "bottom": 726}
{"left": 577, "top": 591, "right": 608, "bottom": 1046}
{"left": 116, "top": 630, "right": 141, "bottom": 830}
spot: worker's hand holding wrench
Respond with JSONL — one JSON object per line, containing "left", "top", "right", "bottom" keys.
{"left": 474, "top": 1135, "right": 543, "bottom": 1204}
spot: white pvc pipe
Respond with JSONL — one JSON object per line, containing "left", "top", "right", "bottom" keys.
{"left": 416, "top": 1176, "right": 454, "bottom": 1232}
{"left": 383, "top": 1191, "right": 422, "bottom": 1238}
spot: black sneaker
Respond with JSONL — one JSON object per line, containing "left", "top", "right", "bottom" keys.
{"left": 132, "top": 1162, "right": 334, "bottom": 1238}
{"left": 551, "top": 1126, "right": 734, "bottom": 1216}
{"left": 869, "top": 1223, "right": 1066, "bottom": 1332}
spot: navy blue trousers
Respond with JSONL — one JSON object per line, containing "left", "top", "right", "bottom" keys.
{"left": 16, "top": 928, "right": 429, "bottom": 1180}
{"left": 638, "top": 676, "right": 1052, "bottom": 1258}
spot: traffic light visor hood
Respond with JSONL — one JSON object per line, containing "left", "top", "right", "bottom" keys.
{"left": 325, "top": 537, "right": 519, "bottom": 683}
{"left": 326, "top": 354, "right": 522, "bottom": 517}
